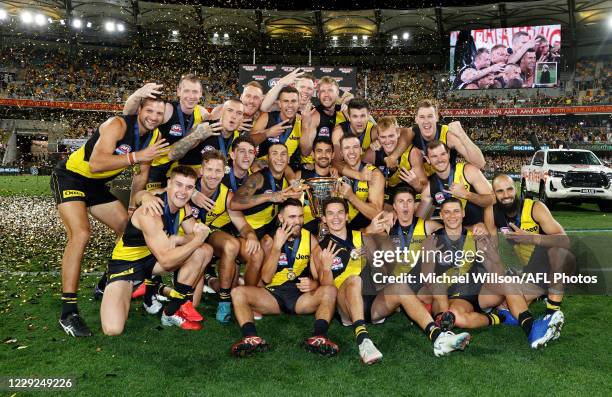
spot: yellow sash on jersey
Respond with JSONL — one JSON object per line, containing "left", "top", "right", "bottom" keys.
{"left": 244, "top": 178, "right": 289, "bottom": 231}
{"left": 334, "top": 230, "right": 364, "bottom": 288}
{"left": 267, "top": 228, "right": 311, "bottom": 287}
{"left": 66, "top": 129, "right": 160, "bottom": 180}
{"left": 347, "top": 164, "right": 377, "bottom": 222}
{"left": 388, "top": 144, "right": 415, "bottom": 187}
{"left": 514, "top": 198, "right": 540, "bottom": 266}
{"left": 444, "top": 229, "right": 477, "bottom": 285}
{"left": 203, "top": 184, "right": 232, "bottom": 229}
{"left": 257, "top": 116, "right": 302, "bottom": 162}
{"left": 424, "top": 124, "right": 449, "bottom": 176}
{"left": 393, "top": 218, "right": 427, "bottom": 275}
{"left": 111, "top": 207, "right": 187, "bottom": 262}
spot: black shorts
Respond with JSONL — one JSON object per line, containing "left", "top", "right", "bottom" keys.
{"left": 51, "top": 168, "right": 117, "bottom": 207}
{"left": 266, "top": 283, "right": 303, "bottom": 314}
{"left": 255, "top": 220, "right": 277, "bottom": 240}
{"left": 107, "top": 255, "right": 156, "bottom": 284}
{"left": 522, "top": 246, "right": 552, "bottom": 289}
{"left": 448, "top": 294, "right": 483, "bottom": 313}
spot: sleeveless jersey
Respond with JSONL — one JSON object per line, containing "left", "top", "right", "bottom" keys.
{"left": 149, "top": 102, "right": 204, "bottom": 180}
{"left": 339, "top": 120, "right": 373, "bottom": 151}
{"left": 61, "top": 115, "right": 159, "bottom": 181}
{"left": 433, "top": 228, "right": 483, "bottom": 286}
{"left": 267, "top": 228, "right": 312, "bottom": 287}
{"left": 389, "top": 217, "right": 428, "bottom": 274}
{"left": 111, "top": 193, "right": 187, "bottom": 262}
{"left": 243, "top": 168, "right": 289, "bottom": 231}
{"left": 493, "top": 198, "right": 542, "bottom": 266}
{"left": 221, "top": 167, "right": 251, "bottom": 192}
{"left": 194, "top": 180, "right": 232, "bottom": 230}
{"left": 320, "top": 230, "right": 364, "bottom": 289}
{"left": 429, "top": 162, "right": 483, "bottom": 226}
{"left": 257, "top": 111, "right": 302, "bottom": 170}
{"left": 301, "top": 104, "right": 346, "bottom": 165}
{"left": 412, "top": 123, "right": 456, "bottom": 176}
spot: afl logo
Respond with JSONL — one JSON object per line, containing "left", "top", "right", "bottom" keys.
{"left": 116, "top": 144, "right": 132, "bottom": 154}
{"left": 434, "top": 192, "right": 445, "bottom": 204}
{"left": 201, "top": 145, "right": 215, "bottom": 154}
{"left": 331, "top": 256, "right": 344, "bottom": 271}
{"left": 170, "top": 124, "right": 183, "bottom": 136}
{"left": 268, "top": 77, "right": 281, "bottom": 88}
{"left": 191, "top": 207, "right": 200, "bottom": 218}
{"left": 319, "top": 127, "right": 330, "bottom": 137}
{"left": 279, "top": 253, "right": 288, "bottom": 267}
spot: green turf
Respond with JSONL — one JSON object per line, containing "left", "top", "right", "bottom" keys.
{"left": 1, "top": 176, "right": 611, "bottom": 396}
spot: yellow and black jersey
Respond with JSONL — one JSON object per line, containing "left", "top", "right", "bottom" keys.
{"left": 242, "top": 168, "right": 289, "bottom": 232}
{"left": 187, "top": 119, "right": 240, "bottom": 164}
{"left": 267, "top": 228, "right": 312, "bottom": 287}
{"left": 257, "top": 111, "right": 302, "bottom": 170}
{"left": 111, "top": 192, "right": 188, "bottom": 262}
{"left": 385, "top": 144, "right": 417, "bottom": 188}
{"left": 339, "top": 120, "right": 374, "bottom": 152}
{"left": 412, "top": 123, "right": 456, "bottom": 176}
{"left": 389, "top": 217, "right": 428, "bottom": 274}
{"left": 493, "top": 198, "right": 542, "bottom": 266}
{"left": 428, "top": 162, "right": 483, "bottom": 226}
{"left": 301, "top": 104, "right": 346, "bottom": 165}
{"left": 60, "top": 115, "right": 159, "bottom": 182}
{"left": 193, "top": 180, "right": 232, "bottom": 230}
{"left": 320, "top": 230, "right": 364, "bottom": 289}
{"left": 221, "top": 168, "right": 251, "bottom": 192}
{"left": 147, "top": 102, "right": 204, "bottom": 188}
{"left": 432, "top": 227, "right": 484, "bottom": 285}
{"left": 345, "top": 163, "right": 377, "bottom": 230}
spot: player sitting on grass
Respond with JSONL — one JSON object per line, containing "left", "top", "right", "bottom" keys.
{"left": 229, "top": 199, "right": 339, "bottom": 357}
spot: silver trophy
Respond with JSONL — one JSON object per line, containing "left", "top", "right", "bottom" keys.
{"left": 303, "top": 177, "right": 342, "bottom": 239}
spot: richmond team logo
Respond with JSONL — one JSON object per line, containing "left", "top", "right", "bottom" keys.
{"left": 115, "top": 144, "right": 132, "bottom": 154}
{"left": 435, "top": 192, "right": 446, "bottom": 204}
{"left": 319, "top": 127, "right": 330, "bottom": 137}
{"left": 169, "top": 124, "right": 183, "bottom": 136}
{"left": 268, "top": 77, "right": 281, "bottom": 88}
{"left": 330, "top": 256, "right": 344, "bottom": 271}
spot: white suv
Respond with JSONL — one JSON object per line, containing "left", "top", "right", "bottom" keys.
{"left": 520, "top": 149, "right": 612, "bottom": 211}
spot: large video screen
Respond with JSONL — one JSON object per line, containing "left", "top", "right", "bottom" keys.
{"left": 449, "top": 25, "right": 561, "bottom": 90}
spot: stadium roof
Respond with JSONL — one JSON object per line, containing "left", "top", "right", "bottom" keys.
{"left": 0, "top": 0, "right": 609, "bottom": 51}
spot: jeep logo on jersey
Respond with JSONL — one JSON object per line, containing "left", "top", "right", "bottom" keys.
{"left": 435, "top": 192, "right": 446, "bottom": 203}
{"left": 331, "top": 256, "right": 344, "bottom": 271}
{"left": 169, "top": 124, "right": 183, "bottom": 136}
{"left": 268, "top": 77, "right": 281, "bottom": 88}
{"left": 115, "top": 144, "right": 132, "bottom": 154}
{"left": 319, "top": 127, "right": 330, "bottom": 137}
{"left": 201, "top": 145, "right": 215, "bottom": 154}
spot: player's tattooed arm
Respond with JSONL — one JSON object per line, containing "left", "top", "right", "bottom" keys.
{"left": 168, "top": 123, "right": 219, "bottom": 161}
{"left": 228, "top": 172, "right": 274, "bottom": 210}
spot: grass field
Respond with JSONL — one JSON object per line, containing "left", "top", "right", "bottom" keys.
{"left": 1, "top": 176, "right": 611, "bottom": 396}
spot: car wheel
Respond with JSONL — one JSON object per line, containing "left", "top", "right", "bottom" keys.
{"left": 539, "top": 182, "right": 554, "bottom": 209}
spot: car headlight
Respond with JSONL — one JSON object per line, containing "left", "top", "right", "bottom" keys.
{"left": 549, "top": 170, "right": 566, "bottom": 178}
{"left": 606, "top": 173, "right": 612, "bottom": 187}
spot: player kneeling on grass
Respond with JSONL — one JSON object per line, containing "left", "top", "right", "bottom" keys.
{"left": 320, "top": 197, "right": 471, "bottom": 364}
{"left": 230, "top": 199, "right": 339, "bottom": 357}
{"left": 100, "top": 166, "right": 214, "bottom": 335}
{"left": 422, "top": 198, "right": 563, "bottom": 349}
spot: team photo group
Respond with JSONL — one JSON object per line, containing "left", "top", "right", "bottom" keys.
{"left": 51, "top": 68, "right": 572, "bottom": 365}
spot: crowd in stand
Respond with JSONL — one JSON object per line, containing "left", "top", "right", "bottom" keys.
{"left": 1, "top": 45, "right": 609, "bottom": 109}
